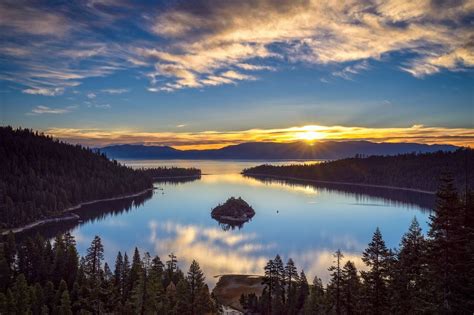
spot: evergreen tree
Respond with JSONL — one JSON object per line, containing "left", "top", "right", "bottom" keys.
{"left": 285, "top": 258, "right": 299, "bottom": 314}
{"left": 58, "top": 289, "right": 73, "bottom": 315}
{"left": 11, "top": 273, "right": 31, "bottom": 314}
{"left": 296, "top": 270, "right": 309, "bottom": 312}
{"left": 427, "top": 173, "right": 466, "bottom": 313}
{"left": 166, "top": 252, "right": 178, "bottom": 285}
{"left": 175, "top": 278, "right": 190, "bottom": 315}
{"left": 391, "top": 217, "right": 429, "bottom": 313}
{"left": 187, "top": 260, "right": 206, "bottom": 314}
{"left": 304, "top": 276, "right": 325, "bottom": 314}
{"left": 262, "top": 258, "right": 276, "bottom": 314}
{"left": 340, "top": 260, "right": 361, "bottom": 315}
{"left": 84, "top": 236, "right": 104, "bottom": 282}
{"left": 327, "top": 249, "right": 344, "bottom": 314}
{"left": 272, "top": 254, "right": 285, "bottom": 314}
{"left": 361, "top": 228, "right": 391, "bottom": 314}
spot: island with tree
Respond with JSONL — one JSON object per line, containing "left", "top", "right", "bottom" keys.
{"left": 211, "top": 197, "right": 255, "bottom": 225}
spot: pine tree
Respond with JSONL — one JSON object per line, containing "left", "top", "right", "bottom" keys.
{"left": 273, "top": 254, "right": 285, "bottom": 314}
{"left": 262, "top": 258, "right": 275, "bottom": 314}
{"left": 361, "top": 227, "right": 391, "bottom": 314}
{"left": 327, "top": 249, "right": 344, "bottom": 314}
{"left": 175, "top": 278, "right": 190, "bottom": 314}
{"left": 304, "top": 276, "right": 325, "bottom": 314}
{"left": 391, "top": 217, "right": 429, "bottom": 313}
{"left": 187, "top": 260, "right": 206, "bottom": 314}
{"left": 122, "top": 252, "right": 131, "bottom": 300}
{"left": 58, "top": 289, "right": 73, "bottom": 315}
{"left": 166, "top": 252, "right": 178, "bottom": 285}
{"left": 340, "top": 260, "right": 361, "bottom": 314}
{"left": 145, "top": 258, "right": 167, "bottom": 314}
{"left": 84, "top": 236, "right": 104, "bottom": 282}
{"left": 427, "top": 173, "right": 466, "bottom": 313}
{"left": 11, "top": 273, "right": 31, "bottom": 314}
{"left": 296, "top": 270, "right": 309, "bottom": 312}
{"left": 285, "top": 258, "right": 299, "bottom": 314}
{"left": 114, "top": 251, "right": 124, "bottom": 299}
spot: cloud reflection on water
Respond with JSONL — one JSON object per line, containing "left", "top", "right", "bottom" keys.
{"left": 147, "top": 220, "right": 365, "bottom": 286}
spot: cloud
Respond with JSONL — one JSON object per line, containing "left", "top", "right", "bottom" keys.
{"left": 141, "top": 0, "right": 473, "bottom": 90}
{"left": 23, "top": 87, "right": 65, "bottom": 96}
{"left": 43, "top": 123, "right": 474, "bottom": 149}
{"left": 87, "top": 93, "right": 97, "bottom": 99}
{"left": 27, "top": 105, "right": 76, "bottom": 115}
{"left": 332, "top": 61, "right": 370, "bottom": 80}
{"left": 0, "top": 1, "right": 70, "bottom": 37}
{"left": 1, "top": 0, "right": 473, "bottom": 94}
{"left": 101, "top": 88, "right": 129, "bottom": 94}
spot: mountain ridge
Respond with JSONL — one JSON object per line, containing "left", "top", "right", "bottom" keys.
{"left": 99, "top": 141, "right": 458, "bottom": 160}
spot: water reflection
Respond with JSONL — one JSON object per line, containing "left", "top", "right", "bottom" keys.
{"left": 16, "top": 161, "right": 433, "bottom": 288}
{"left": 245, "top": 175, "right": 435, "bottom": 211}
{"left": 17, "top": 190, "right": 153, "bottom": 241}
{"left": 214, "top": 218, "right": 253, "bottom": 231}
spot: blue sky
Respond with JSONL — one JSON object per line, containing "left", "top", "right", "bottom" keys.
{"left": 0, "top": 0, "right": 473, "bottom": 148}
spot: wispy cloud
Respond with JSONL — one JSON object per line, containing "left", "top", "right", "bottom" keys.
{"left": 100, "top": 88, "right": 129, "bottom": 94}
{"left": 0, "top": 0, "right": 473, "bottom": 94}
{"left": 43, "top": 124, "right": 474, "bottom": 148}
{"left": 27, "top": 105, "right": 77, "bottom": 115}
{"left": 23, "top": 87, "right": 65, "bottom": 96}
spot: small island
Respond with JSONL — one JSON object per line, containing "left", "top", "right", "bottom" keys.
{"left": 211, "top": 197, "right": 255, "bottom": 225}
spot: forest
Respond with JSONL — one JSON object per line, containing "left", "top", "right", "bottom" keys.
{"left": 0, "top": 127, "right": 200, "bottom": 230}
{"left": 0, "top": 174, "right": 472, "bottom": 314}
{"left": 243, "top": 149, "right": 473, "bottom": 193}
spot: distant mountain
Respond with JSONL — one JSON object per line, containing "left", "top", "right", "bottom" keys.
{"left": 100, "top": 141, "right": 458, "bottom": 160}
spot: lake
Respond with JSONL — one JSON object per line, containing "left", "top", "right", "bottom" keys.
{"left": 38, "top": 160, "right": 434, "bottom": 286}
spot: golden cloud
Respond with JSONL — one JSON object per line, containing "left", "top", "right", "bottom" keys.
{"left": 44, "top": 123, "right": 473, "bottom": 149}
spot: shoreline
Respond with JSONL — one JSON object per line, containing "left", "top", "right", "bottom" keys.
{"left": 243, "top": 173, "right": 436, "bottom": 195}
{"left": 152, "top": 175, "right": 201, "bottom": 180}
{"left": 1, "top": 188, "right": 153, "bottom": 236}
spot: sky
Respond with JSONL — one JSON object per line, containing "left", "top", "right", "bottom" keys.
{"left": 0, "top": 0, "right": 473, "bottom": 149}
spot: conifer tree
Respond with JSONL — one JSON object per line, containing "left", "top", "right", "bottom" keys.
{"left": 262, "top": 258, "right": 276, "bottom": 314}
{"left": 285, "top": 258, "right": 299, "bottom": 314}
{"left": 361, "top": 228, "right": 391, "bottom": 314}
{"left": 187, "top": 260, "right": 206, "bottom": 314}
{"left": 272, "top": 254, "right": 285, "bottom": 314}
{"left": 340, "top": 260, "right": 361, "bottom": 314}
{"left": 11, "top": 273, "right": 31, "bottom": 314}
{"left": 296, "top": 270, "right": 309, "bottom": 312}
{"left": 427, "top": 173, "right": 466, "bottom": 313}
{"left": 58, "top": 289, "right": 73, "bottom": 315}
{"left": 328, "top": 249, "right": 344, "bottom": 314}
{"left": 304, "top": 276, "right": 325, "bottom": 314}
{"left": 84, "top": 236, "right": 104, "bottom": 282}
{"left": 129, "top": 247, "right": 142, "bottom": 293}
{"left": 391, "top": 217, "right": 429, "bottom": 313}
{"left": 175, "top": 278, "right": 190, "bottom": 315}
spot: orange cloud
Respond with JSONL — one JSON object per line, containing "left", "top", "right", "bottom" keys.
{"left": 44, "top": 124, "right": 473, "bottom": 149}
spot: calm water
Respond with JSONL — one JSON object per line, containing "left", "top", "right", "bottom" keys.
{"left": 47, "top": 160, "right": 434, "bottom": 286}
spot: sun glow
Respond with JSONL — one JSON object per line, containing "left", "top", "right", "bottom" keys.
{"left": 296, "top": 126, "right": 326, "bottom": 142}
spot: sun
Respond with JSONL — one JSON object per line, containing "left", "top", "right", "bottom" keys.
{"left": 297, "top": 130, "right": 324, "bottom": 142}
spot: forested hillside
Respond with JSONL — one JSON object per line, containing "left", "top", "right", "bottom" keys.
{"left": 243, "top": 149, "right": 473, "bottom": 192}
{"left": 0, "top": 127, "right": 153, "bottom": 229}
{"left": 0, "top": 176, "right": 472, "bottom": 313}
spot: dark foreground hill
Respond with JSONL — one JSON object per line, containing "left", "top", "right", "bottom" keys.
{"left": 0, "top": 127, "right": 154, "bottom": 229}
{"left": 243, "top": 149, "right": 473, "bottom": 193}
{"left": 100, "top": 141, "right": 457, "bottom": 160}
